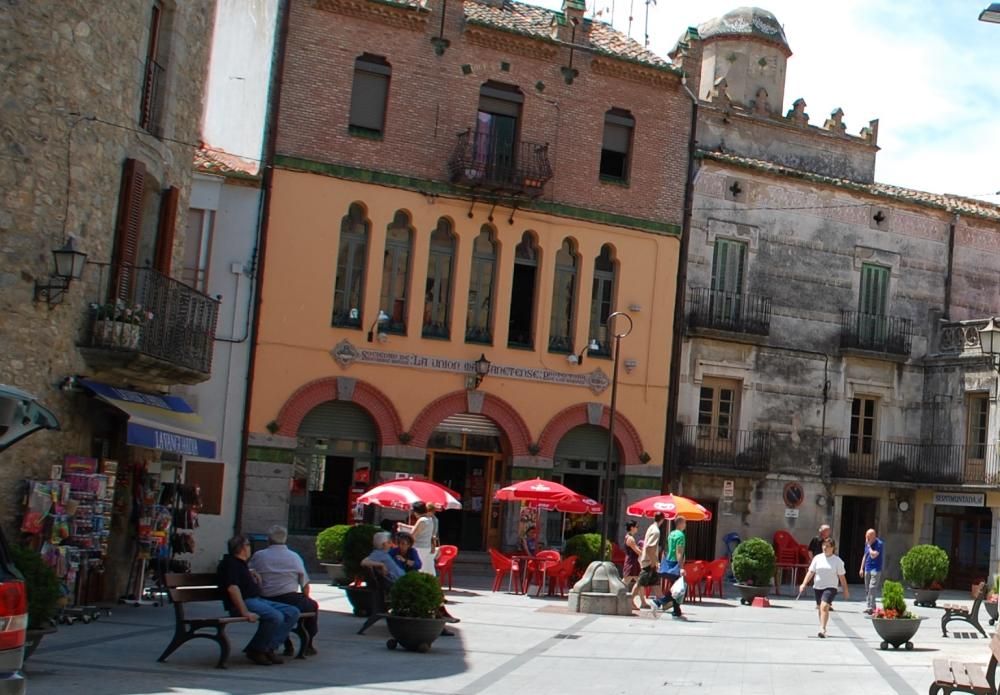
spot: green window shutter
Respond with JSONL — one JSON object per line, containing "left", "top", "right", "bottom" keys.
{"left": 859, "top": 264, "right": 889, "bottom": 315}
{"left": 711, "top": 239, "right": 747, "bottom": 295}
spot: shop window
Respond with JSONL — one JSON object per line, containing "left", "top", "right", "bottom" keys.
{"left": 184, "top": 460, "right": 223, "bottom": 515}
{"left": 508, "top": 232, "right": 539, "bottom": 349}
{"left": 380, "top": 211, "right": 413, "bottom": 334}
{"left": 548, "top": 238, "right": 578, "bottom": 353}
{"left": 423, "top": 218, "right": 455, "bottom": 339}
{"left": 466, "top": 225, "right": 496, "bottom": 344}
{"left": 697, "top": 377, "right": 740, "bottom": 442}
{"left": 182, "top": 208, "right": 214, "bottom": 292}
{"left": 588, "top": 244, "right": 617, "bottom": 356}
{"left": 332, "top": 203, "right": 369, "bottom": 328}
{"left": 599, "top": 108, "right": 634, "bottom": 182}
{"left": 349, "top": 54, "right": 391, "bottom": 136}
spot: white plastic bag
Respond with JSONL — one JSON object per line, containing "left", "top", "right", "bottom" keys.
{"left": 670, "top": 576, "right": 687, "bottom": 601}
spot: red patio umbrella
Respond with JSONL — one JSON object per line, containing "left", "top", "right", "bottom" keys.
{"left": 494, "top": 478, "right": 582, "bottom": 503}
{"left": 626, "top": 494, "right": 713, "bottom": 521}
{"left": 527, "top": 496, "right": 604, "bottom": 514}
{"left": 356, "top": 478, "right": 462, "bottom": 511}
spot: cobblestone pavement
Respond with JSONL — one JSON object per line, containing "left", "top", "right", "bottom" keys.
{"left": 24, "top": 577, "right": 994, "bottom": 695}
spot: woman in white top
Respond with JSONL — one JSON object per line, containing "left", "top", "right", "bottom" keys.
{"left": 402, "top": 501, "right": 436, "bottom": 576}
{"left": 798, "top": 537, "right": 850, "bottom": 638}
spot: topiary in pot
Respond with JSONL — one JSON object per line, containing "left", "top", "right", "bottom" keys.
{"left": 10, "top": 545, "right": 60, "bottom": 630}
{"left": 386, "top": 571, "right": 447, "bottom": 653}
{"left": 342, "top": 523, "right": 380, "bottom": 583}
{"left": 563, "top": 533, "right": 612, "bottom": 574}
{"left": 731, "top": 537, "right": 776, "bottom": 587}
{"left": 900, "top": 544, "right": 949, "bottom": 589}
{"left": 316, "top": 524, "right": 351, "bottom": 563}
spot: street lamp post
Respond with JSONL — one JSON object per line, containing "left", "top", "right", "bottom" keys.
{"left": 978, "top": 318, "right": 1000, "bottom": 371}
{"left": 599, "top": 311, "right": 633, "bottom": 561}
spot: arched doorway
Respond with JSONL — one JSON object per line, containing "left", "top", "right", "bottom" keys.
{"left": 289, "top": 401, "right": 377, "bottom": 532}
{"left": 550, "top": 425, "right": 620, "bottom": 543}
{"left": 427, "top": 414, "right": 506, "bottom": 551}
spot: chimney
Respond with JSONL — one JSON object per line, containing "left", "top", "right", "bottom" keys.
{"left": 669, "top": 27, "right": 703, "bottom": 98}
{"left": 558, "top": 0, "right": 586, "bottom": 42}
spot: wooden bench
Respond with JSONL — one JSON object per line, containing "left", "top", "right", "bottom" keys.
{"left": 930, "top": 631, "right": 1000, "bottom": 695}
{"left": 943, "top": 582, "right": 989, "bottom": 638}
{"left": 157, "top": 573, "right": 316, "bottom": 668}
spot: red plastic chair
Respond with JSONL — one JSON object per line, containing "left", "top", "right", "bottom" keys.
{"left": 435, "top": 545, "right": 458, "bottom": 591}
{"left": 525, "top": 550, "right": 561, "bottom": 595}
{"left": 488, "top": 548, "right": 514, "bottom": 592}
{"left": 543, "top": 556, "right": 579, "bottom": 597}
{"left": 705, "top": 557, "right": 729, "bottom": 599}
{"left": 681, "top": 560, "right": 707, "bottom": 603}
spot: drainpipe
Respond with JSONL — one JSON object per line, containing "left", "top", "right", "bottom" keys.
{"left": 234, "top": 0, "right": 290, "bottom": 534}
{"left": 944, "top": 213, "right": 958, "bottom": 320}
{"left": 662, "top": 77, "right": 699, "bottom": 494}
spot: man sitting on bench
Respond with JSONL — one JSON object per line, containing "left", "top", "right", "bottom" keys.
{"left": 249, "top": 525, "right": 319, "bottom": 656}
{"left": 218, "top": 534, "right": 300, "bottom": 666}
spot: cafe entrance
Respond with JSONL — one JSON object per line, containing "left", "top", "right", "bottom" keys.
{"left": 933, "top": 503, "right": 992, "bottom": 589}
{"left": 427, "top": 415, "right": 506, "bottom": 551}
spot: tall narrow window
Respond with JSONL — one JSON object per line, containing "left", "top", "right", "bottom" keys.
{"left": 508, "top": 232, "right": 538, "bottom": 349}
{"left": 332, "top": 203, "right": 369, "bottom": 328}
{"left": 475, "top": 82, "right": 522, "bottom": 185}
{"left": 697, "top": 378, "right": 740, "bottom": 442}
{"left": 139, "top": 1, "right": 165, "bottom": 133}
{"left": 380, "top": 211, "right": 412, "bottom": 335}
{"left": 966, "top": 394, "right": 989, "bottom": 482}
{"left": 466, "top": 226, "right": 496, "bottom": 344}
{"left": 710, "top": 238, "right": 747, "bottom": 324}
{"left": 349, "top": 54, "right": 391, "bottom": 136}
{"left": 423, "top": 218, "right": 455, "bottom": 339}
{"left": 183, "top": 208, "right": 215, "bottom": 292}
{"left": 599, "top": 108, "right": 634, "bottom": 182}
{"left": 589, "top": 244, "right": 617, "bottom": 356}
{"left": 857, "top": 263, "right": 890, "bottom": 347}
{"left": 849, "top": 397, "right": 878, "bottom": 475}
{"left": 548, "top": 238, "right": 578, "bottom": 353}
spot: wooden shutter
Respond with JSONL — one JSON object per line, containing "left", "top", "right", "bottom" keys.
{"left": 112, "top": 158, "right": 147, "bottom": 299}
{"left": 859, "top": 263, "right": 889, "bottom": 315}
{"left": 154, "top": 185, "right": 179, "bottom": 276}
{"left": 711, "top": 239, "right": 747, "bottom": 295}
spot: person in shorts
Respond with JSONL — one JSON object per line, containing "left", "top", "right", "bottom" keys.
{"left": 799, "top": 537, "right": 849, "bottom": 638}
{"left": 630, "top": 512, "right": 664, "bottom": 609}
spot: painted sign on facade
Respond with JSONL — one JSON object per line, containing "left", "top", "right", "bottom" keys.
{"left": 932, "top": 492, "right": 985, "bottom": 507}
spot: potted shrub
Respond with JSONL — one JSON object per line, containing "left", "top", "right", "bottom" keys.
{"left": 900, "top": 544, "right": 949, "bottom": 607}
{"left": 385, "top": 571, "right": 446, "bottom": 653}
{"left": 986, "top": 576, "right": 999, "bottom": 626}
{"left": 731, "top": 537, "right": 775, "bottom": 605}
{"left": 563, "top": 533, "right": 612, "bottom": 576}
{"left": 871, "top": 580, "right": 922, "bottom": 650}
{"left": 316, "top": 524, "right": 351, "bottom": 585}
{"left": 11, "top": 545, "right": 61, "bottom": 659}
{"left": 341, "top": 523, "right": 379, "bottom": 616}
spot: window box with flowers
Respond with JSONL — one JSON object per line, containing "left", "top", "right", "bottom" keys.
{"left": 91, "top": 301, "right": 154, "bottom": 350}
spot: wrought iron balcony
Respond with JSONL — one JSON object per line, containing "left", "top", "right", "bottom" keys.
{"left": 78, "top": 264, "right": 220, "bottom": 385}
{"left": 840, "top": 310, "right": 912, "bottom": 356}
{"left": 686, "top": 288, "right": 771, "bottom": 336}
{"left": 448, "top": 129, "right": 552, "bottom": 197}
{"left": 675, "top": 425, "right": 772, "bottom": 472}
{"left": 825, "top": 438, "right": 997, "bottom": 484}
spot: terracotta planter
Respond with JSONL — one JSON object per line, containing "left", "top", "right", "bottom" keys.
{"left": 385, "top": 614, "right": 447, "bottom": 653}
{"left": 912, "top": 588, "right": 940, "bottom": 608}
{"left": 733, "top": 583, "right": 769, "bottom": 606}
{"left": 871, "top": 617, "right": 922, "bottom": 650}
{"left": 93, "top": 320, "right": 141, "bottom": 349}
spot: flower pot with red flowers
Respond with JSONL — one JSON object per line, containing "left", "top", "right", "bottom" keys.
{"left": 986, "top": 578, "right": 1000, "bottom": 626}
{"left": 871, "top": 580, "right": 923, "bottom": 650}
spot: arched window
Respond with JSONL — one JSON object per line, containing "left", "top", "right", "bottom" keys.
{"left": 589, "top": 244, "right": 617, "bottom": 356}
{"left": 332, "top": 203, "right": 369, "bottom": 328}
{"left": 548, "top": 238, "right": 578, "bottom": 353}
{"left": 423, "top": 218, "right": 455, "bottom": 338}
{"left": 466, "top": 225, "right": 497, "bottom": 344}
{"left": 380, "top": 211, "right": 413, "bottom": 335}
{"left": 509, "top": 232, "right": 539, "bottom": 349}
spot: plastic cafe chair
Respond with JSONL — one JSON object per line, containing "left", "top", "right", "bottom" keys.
{"left": 682, "top": 560, "right": 707, "bottom": 603}
{"left": 543, "top": 556, "right": 579, "bottom": 597}
{"left": 435, "top": 545, "right": 459, "bottom": 591}
{"left": 525, "top": 550, "right": 561, "bottom": 595}
{"left": 488, "top": 548, "right": 515, "bottom": 592}
{"left": 705, "top": 557, "right": 730, "bottom": 599}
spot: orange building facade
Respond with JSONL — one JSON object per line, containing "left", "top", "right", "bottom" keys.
{"left": 240, "top": 0, "right": 693, "bottom": 551}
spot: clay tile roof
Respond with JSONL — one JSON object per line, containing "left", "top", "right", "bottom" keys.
{"left": 193, "top": 148, "right": 261, "bottom": 179}
{"left": 463, "top": 0, "right": 675, "bottom": 71}
{"left": 699, "top": 149, "right": 1000, "bottom": 223}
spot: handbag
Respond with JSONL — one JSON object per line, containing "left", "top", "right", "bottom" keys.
{"left": 670, "top": 575, "right": 687, "bottom": 601}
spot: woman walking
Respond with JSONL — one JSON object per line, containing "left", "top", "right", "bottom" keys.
{"left": 621, "top": 521, "right": 642, "bottom": 590}
{"left": 798, "top": 537, "right": 850, "bottom": 638}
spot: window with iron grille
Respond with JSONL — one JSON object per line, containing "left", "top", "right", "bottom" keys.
{"left": 599, "top": 108, "right": 634, "bottom": 182}
{"left": 548, "top": 238, "right": 578, "bottom": 353}
{"left": 380, "top": 211, "right": 412, "bottom": 335}
{"left": 332, "top": 203, "right": 369, "bottom": 328}
{"left": 349, "top": 54, "right": 391, "bottom": 136}
{"left": 423, "top": 218, "right": 455, "bottom": 339}
{"left": 588, "top": 245, "right": 616, "bottom": 356}
{"left": 466, "top": 225, "right": 496, "bottom": 344}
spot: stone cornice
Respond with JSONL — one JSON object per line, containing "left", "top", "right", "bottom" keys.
{"left": 463, "top": 24, "right": 559, "bottom": 60}
{"left": 590, "top": 56, "right": 678, "bottom": 88}
{"left": 312, "top": 0, "right": 428, "bottom": 31}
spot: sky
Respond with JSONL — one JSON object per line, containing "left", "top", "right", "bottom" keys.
{"left": 535, "top": 0, "right": 1000, "bottom": 199}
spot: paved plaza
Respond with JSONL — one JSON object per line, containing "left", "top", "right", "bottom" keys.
{"left": 24, "top": 577, "right": 995, "bottom": 695}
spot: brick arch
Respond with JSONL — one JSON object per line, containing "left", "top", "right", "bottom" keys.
{"left": 409, "top": 391, "right": 532, "bottom": 456}
{"left": 537, "top": 404, "right": 644, "bottom": 467}
{"left": 275, "top": 378, "right": 402, "bottom": 446}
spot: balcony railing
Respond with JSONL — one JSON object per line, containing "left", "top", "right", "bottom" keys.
{"left": 936, "top": 318, "right": 989, "bottom": 357}
{"left": 139, "top": 59, "right": 164, "bottom": 133}
{"left": 448, "top": 129, "right": 553, "bottom": 197}
{"left": 675, "top": 425, "right": 772, "bottom": 472}
{"left": 686, "top": 288, "right": 771, "bottom": 336}
{"left": 79, "top": 264, "right": 219, "bottom": 382}
{"left": 826, "top": 438, "right": 998, "bottom": 484}
{"left": 840, "top": 310, "right": 912, "bottom": 356}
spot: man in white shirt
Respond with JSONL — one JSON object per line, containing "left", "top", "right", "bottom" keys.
{"left": 629, "top": 512, "right": 664, "bottom": 609}
{"left": 249, "top": 525, "right": 319, "bottom": 654}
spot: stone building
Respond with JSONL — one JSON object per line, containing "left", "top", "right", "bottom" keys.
{"left": 0, "top": 2, "right": 218, "bottom": 597}
{"left": 668, "top": 7, "right": 1000, "bottom": 587}
{"left": 239, "top": 0, "right": 693, "bottom": 552}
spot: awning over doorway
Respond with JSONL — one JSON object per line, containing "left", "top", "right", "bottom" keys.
{"left": 81, "top": 379, "right": 217, "bottom": 458}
